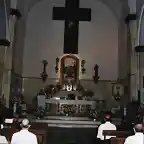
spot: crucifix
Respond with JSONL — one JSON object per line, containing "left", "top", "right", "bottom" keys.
{"left": 53, "top": 0, "right": 91, "bottom": 54}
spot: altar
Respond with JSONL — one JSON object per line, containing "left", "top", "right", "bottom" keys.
{"left": 37, "top": 95, "right": 96, "bottom": 117}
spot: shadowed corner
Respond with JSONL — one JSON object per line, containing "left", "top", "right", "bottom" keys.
{"left": 67, "top": 142, "right": 77, "bottom": 144}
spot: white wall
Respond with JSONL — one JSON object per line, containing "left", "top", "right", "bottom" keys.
{"left": 22, "top": 0, "right": 119, "bottom": 80}
{"left": 79, "top": 0, "right": 118, "bottom": 80}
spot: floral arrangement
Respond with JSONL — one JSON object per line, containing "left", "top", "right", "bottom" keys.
{"left": 77, "top": 84, "right": 94, "bottom": 97}
{"left": 35, "top": 106, "right": 46, "bottom": 119}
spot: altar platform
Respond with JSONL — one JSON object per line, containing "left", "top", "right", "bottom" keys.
{"left": 19, "top": 116, "right": 121, "bottom": 128}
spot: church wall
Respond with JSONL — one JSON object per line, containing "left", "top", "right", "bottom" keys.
{"left": 22, "top": 78, "right": 57, "bottom": 104}
{"left": 22, "top": 0, "right": 119, "bottom": 80}
{"left": 21, "top": 0, "right": 127, "bottom": 104}
{"left": 80, "top": 80, "right": 108, "bottom": 100}
{"left": 78, "top": 0, "right": 119, "bottom": 80}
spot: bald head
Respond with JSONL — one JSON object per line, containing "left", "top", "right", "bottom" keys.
{"left": 20, "top": 119, "right": 30, "bottom": 129}
{"left": 134, "top": 124, "right": 143, "bottom": 133}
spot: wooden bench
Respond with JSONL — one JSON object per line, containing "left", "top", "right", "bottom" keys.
{"left": 103, "top": 130, "right": 132, "bottom": 144}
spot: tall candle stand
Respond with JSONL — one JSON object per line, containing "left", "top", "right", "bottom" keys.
{"left": 93, "top": 64, "right": 100, "bottom": 84}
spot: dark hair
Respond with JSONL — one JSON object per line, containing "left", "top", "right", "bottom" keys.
{"left": 105, "top": 118, "right": 111, "bottom": 122}
{"left": 20, "top": 124, "right": 29, "bottom": 128}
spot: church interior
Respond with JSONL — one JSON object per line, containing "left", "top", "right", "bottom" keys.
{"left": 0, "top": 0, "right": 144, "bottom": 143}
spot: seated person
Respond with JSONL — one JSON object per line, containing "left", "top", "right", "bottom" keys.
{"left": 124, "top": 123, "right": 144, "bottom": 144}
{"left": 11, "top": 119, "right": 38, "bottom": 144}
{"left": 0, "top": 124, "right": 8, "bottom": 144}
{"left": 97, "top": 112, "right": 116, "bottom": 141}
{"left": 0, "top": 134, "right": 8, "bottom": 144}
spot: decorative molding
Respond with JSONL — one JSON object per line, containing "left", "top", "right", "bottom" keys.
{"left": 10, "top": 8, "right": 21, "bottom": 19}
{"left": 135, "top": 45, "right": 144, "bottom": 52}
{"left": 125, "top": 14, "right": 137, "bottom": 24}
{"left": 0, "top": 39, "right": 10, "bottom": 46}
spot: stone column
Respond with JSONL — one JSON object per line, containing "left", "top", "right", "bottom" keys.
{"left": 1, "top": 7, "right": 21, "bottom": 107}
{"left": 129, "top": 18, "right": 137, "bottom": 101}
{"left": 125, "top": 8, "right": 137, "bottom": 101}
{"left": 0, "top": 44, "right": 10, "bottom": 97}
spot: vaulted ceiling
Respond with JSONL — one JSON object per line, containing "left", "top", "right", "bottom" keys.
{"left": 16, "top": 0, "right": 129, "bottom": 20}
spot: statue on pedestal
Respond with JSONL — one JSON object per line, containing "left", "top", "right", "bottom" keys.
{"left": 59, "top": 54, "right": 79, "bottom": 85}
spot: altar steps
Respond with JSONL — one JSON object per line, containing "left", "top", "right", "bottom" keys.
{"left": 20, "top": 116, "right": 121, "bottom": 128}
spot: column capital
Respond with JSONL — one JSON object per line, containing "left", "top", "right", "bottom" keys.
{"left": 135, "top": 45, "right": 144, "bottom": 52}
{"left": 125, "top": 13, "right": 137, "bottom": 24}
{"left": 0, "top": 39, "right": 10, "bottom": 46}
{"left": 10, "top": 8, "right": 21, "bottom": 19}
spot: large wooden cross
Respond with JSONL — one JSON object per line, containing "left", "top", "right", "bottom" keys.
{"left": 53, "top": 0, "right": 91, "bottom": 54}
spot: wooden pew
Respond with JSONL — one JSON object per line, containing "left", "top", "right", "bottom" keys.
{"left": 103, "top": 130, "right": 132, "bottom": 144}
{"left": 3, "top": 122, "right": 48, "bottom": 144}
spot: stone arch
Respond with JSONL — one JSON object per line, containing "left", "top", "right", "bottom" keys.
{"left": 138, "top": 4, "right": 144, "bottom": 45}
{"left": 59, "top": 54, "right": 80, "bottom": 84}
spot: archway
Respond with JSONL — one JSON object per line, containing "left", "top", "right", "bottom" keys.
{"left": 59, "top": 54, "right": 80, "bottom": 85}
{"left": 138, "top": 4, "right": 144, "bottom": 45}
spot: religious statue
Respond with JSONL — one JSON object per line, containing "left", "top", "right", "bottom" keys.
{"left": 64, "top": 65, "right": 76, "bottom": 79}
{"left": 62, "top": 59, "right": 77, "bottom": 91}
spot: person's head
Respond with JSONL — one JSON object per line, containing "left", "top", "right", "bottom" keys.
{"left": 20, "top": 119, "right": 30, "bottom": 129}
{"left": 134, "top": 124, "right": 143, "bottom": 133}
